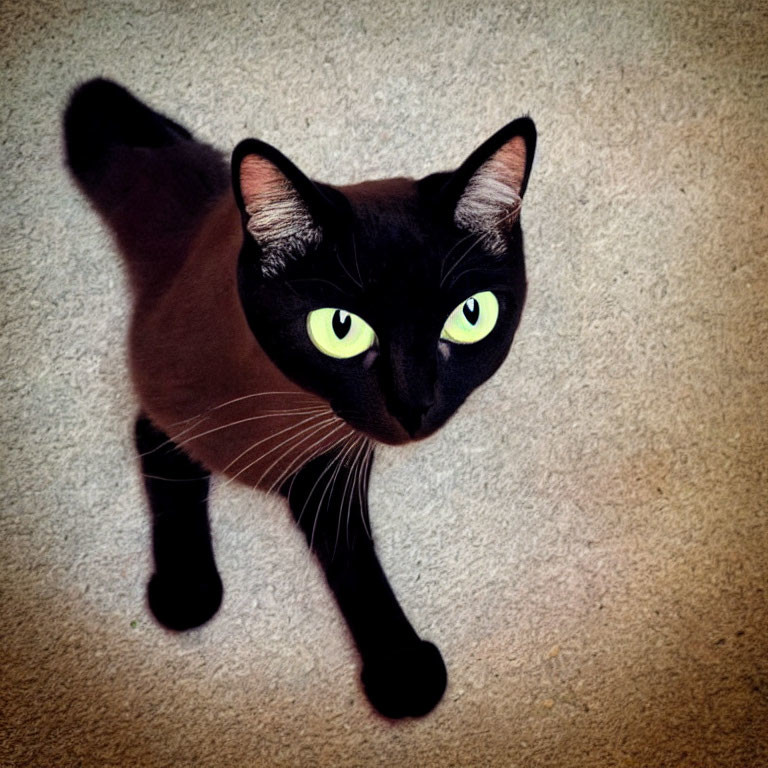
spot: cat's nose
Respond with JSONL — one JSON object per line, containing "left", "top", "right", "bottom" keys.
{"left": 385, "top": 339, "right": 437, "bottom": 437}
{"left": 389, "top": 397, "right": 434, "bottom": 437}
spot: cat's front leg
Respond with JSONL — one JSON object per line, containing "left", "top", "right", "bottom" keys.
{"left": 135, "top": 415, "right": 223, "bottom": 631}
{"left": 282, "top": 446, "right": 447, "bottom": 718}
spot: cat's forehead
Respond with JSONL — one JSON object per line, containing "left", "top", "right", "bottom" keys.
{"left": 337, "top": 177, "right": 419, "bottom": 207}
{"left": 338, "top": 178, "right": 427, "bottom": 232}
{"left": 335, "top": 176, "right": 442, "bottom": 257}
{"left": 321, "top": 177, "right": 465, "bottom": 329}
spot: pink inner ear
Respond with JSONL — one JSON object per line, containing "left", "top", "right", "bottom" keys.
{"left": 237, "top": 153, "right": 320, "bottom": 275}
{"left": 240, "top": 155, "right": 284, "bottom": 209}
{"left": 494, "top": 135, "right": 527, "bottom": 195}
{"left": 454, "top": 133, "right": 529, "bottom": 253}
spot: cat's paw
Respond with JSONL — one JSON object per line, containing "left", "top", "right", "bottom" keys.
{"left": 147, "top": 569, "right": 223, "bottom": 631}
{"left": 361, "top": 640, "right": 447, "bottom": 719}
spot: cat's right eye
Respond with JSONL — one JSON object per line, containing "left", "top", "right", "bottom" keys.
{"left": 441, "top": 291, "right": 499, "bottom": 344}
{"left": 306, "top": 308, "right": 377, "bottom": 359}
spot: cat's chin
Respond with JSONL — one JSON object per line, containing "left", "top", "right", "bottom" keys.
{"left": 339, "top": 415, "right": 441, "bottom": 446}
{"left": 334, "top": 411, "right": 413, "bottom": 446}
{"left": 370, "top": 430, "right": 415, "bottom": 447}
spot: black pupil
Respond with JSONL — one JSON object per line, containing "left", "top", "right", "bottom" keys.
{"left": 463, "top": 298, "right": 480, "bottom": 325}
{"left": 332, "top": 310, "right": 352, "bottom": 339}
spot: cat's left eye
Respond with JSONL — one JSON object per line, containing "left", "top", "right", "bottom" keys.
{"left": 441, "top": 291, "right": 499, "bottom": 344}
{"left": 306, "top": 308, "right": 377, "bottom": 359}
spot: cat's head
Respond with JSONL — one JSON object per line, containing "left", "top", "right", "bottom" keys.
{"left": 232, "top": 119, "right": 536, "bottom": 445}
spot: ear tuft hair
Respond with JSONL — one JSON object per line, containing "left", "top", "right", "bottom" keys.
{"left": 448, "top": 118, "right": 536, "bottom": 254}
{"left": 233, "top": 141, "right": 323, "bottom": 278}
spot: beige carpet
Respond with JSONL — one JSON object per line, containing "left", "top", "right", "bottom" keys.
{"left": 2, "top": 0, "right": 767, "bottom": 765}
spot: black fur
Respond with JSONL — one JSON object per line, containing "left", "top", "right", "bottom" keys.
{"left": 280, "top": 448, "right": 447, "bottom": 717}
{"left": 234, "top": 134, "right": 533, "bottom": 442}
{"left": 63, "top": 79, "right": 535, "bottom": 719}
{"left": 135, "top": 416, "right": 223, "bottom": 632}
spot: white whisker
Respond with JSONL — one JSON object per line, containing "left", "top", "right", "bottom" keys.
{"left": 335, "top": 436, "right": 367, "bottom": 557}
{"left": 319, "top": 435, "right": 365, "bottom": 556}
{"left": 160, "top": 390, "right": 318, "bottom": 432}
{"left": 218, "top": 409, "right": 333, "bottom": 475}
{"left": 199, "top": 390, "right": 319, "bottom": 414}
{"left": 174, "top": 406, "right": 329, "bottom": 449}
{"left": 248, "top": 419, "right": 349, "bottom": 495}
{"left": 276, "top": 430, "right": 353, "bottom": 503}
{"left": 358, "top": 442, "right": 374, "bottom": 539}
{"left": 351, "top": 232, "right": 364, "bottom": 286}
{"left": 309, "top": 436, "right": 361, "bottom": 553}
{"left": 347, "top": 438, "right": 371, "bottom": 545}
{"left": 217, "top": 414, "right": 341, "bottom": 491}
{"left": 296, "top": 438, "right": 353, "bottom": 533}
{"left": 201, "top": 418, "right": 343, "bottom": 505}
{"left": 438, "top": 228, "right": 479, "bottom": 282}
{"left": 137, "top": 415, "right": 209, "bottom": 458}
{"left": 439, "top": 229, "right": 491, "bottom": 287}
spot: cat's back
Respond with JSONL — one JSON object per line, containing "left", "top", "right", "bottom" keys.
{"left": 130, "top": 192, "right": 355, "bottom": 489}
{"left": 64, "top": 79, "right": 229, "bottom": 298}
{"left": 65, "top": 79, "right": 356, "bottom": 487}
{"left": 128, "top": 189, "right": 254, "bottom": 417}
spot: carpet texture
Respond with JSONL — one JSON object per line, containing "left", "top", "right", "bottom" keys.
{"left": 2, "top": 1, "right": 767, "bottom": 766}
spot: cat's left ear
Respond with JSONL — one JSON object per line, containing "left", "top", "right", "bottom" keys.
{"left": 442, "top": 117, "right": 537, "bottom": 253}
{"left": 232, "top": 139, "right": 334, "bottom": 277}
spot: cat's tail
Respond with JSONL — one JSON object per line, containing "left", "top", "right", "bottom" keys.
{"left": 63, "top": 79, "right": 229, "bottom": 290}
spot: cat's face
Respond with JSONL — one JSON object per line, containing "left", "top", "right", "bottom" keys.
{"left": 233, "top": 119, "right": 536, "bottom": 445}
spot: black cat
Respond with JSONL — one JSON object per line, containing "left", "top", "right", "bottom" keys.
{"left": 63, "top": 79, "right": 535, "bottom": 718}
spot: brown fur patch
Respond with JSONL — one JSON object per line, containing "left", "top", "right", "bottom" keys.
{"left": 129, "top": 191, "right": 356, "bottom": 490}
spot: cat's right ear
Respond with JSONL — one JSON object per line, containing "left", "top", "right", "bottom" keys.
{"left": 440, "top": 117, "right": 537, "bottom": 255}
{"left": 232, "top": 140, "right": 332, "bottom": 277}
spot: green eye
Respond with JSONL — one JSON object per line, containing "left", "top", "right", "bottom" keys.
{"left": 306, "top": 308, "right": 376, "bottom": 359}
{"left": 441, "top": 291, "right": 499, "bottom": 344}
